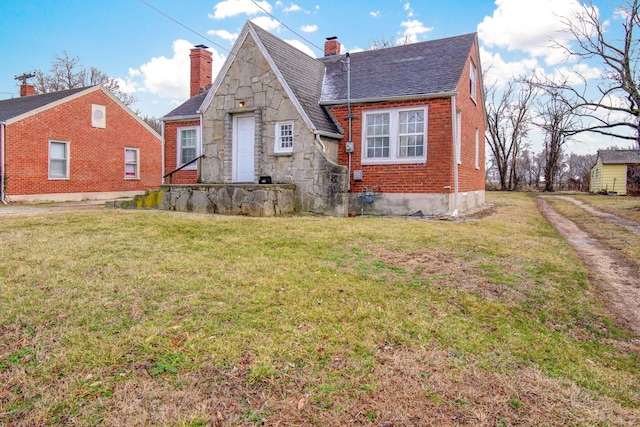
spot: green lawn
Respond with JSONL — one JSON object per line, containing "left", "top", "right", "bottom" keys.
{"left": 1, "top": 192, "right": 638, "bottom": 426}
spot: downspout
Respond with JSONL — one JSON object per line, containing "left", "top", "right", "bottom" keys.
{"left": 198, "top": 112, "right": 204, "bottom": 183}
{"left": 160, "top": 120, "right": 166, "bottom": 184}
{"left": 1, "top": 122, "right": 6, "bottom": 204}
{"left": 346, "top": 52, "right": 352, "bottom": 191}
{"left": 452, "top": 96, "right": 459, "bottom": 216}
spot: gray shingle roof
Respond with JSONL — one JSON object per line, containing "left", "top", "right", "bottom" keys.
{"left": 0, "top": 86, "right": 91, "bottom": 122}
{"left": 248, "top": 22, "right": 341, "bottom": 136}
{"left": 319, "top": 33, "right": 477, "bottom": 103}
{"left": 598, "top": 149, "right": 640, "bottom": 164}
{"left": 163, "top": 90, "right": 208, "bottom": 119}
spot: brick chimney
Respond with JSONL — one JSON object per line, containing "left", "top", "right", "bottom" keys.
{"left": 20, "top": 84, "right": 35, "bottom": 97}
{"left": 324, "top": 36, "right": 341, "bottom": 56}
{"left": 189, "top": 45, "right": 213, "bottom": 97}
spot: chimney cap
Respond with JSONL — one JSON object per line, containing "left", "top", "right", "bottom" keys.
{"left": 326, "top": 36, "right": 338, "bottom": 41}
{"left": 193, "top": 44, "right": 209, "bottom": 49}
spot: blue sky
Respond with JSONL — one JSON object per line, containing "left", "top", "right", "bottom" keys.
{"left": 0, "top": 0, "right": 623, "bottom": 154}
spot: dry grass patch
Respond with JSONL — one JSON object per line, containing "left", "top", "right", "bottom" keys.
{"left": 1, "top": 194, "right": 639, "bottom": 426}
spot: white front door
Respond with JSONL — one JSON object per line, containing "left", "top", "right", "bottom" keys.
{"left": 232, "top": 114, "right": 255, "bottom": 183}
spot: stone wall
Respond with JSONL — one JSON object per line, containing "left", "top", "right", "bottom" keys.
{"left": 160, "top": 184, "right": 296, "bottom": 216}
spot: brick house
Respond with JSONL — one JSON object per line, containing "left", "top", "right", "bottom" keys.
{"left": 161, "top": 21, "right": 485, "bottom": 216}
{"left": 0, "top": 84, "right": 162, "bottom": 203}
{"left": 161, "top": 45, "right": 212, "bottom": 185}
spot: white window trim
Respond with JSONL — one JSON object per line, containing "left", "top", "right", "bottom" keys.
{"left": 474, "top": 127, "right": 480, "bottom": 169}
{"left": 49, "top": 140, "right": 70, "bottom": 180}
{"left": 124, "top": 147, "right": 140, "bottom": 180}
{"left": 274, "top": 121, "right": 294, "bottom": 154}
{"left": 361, "top": 106, "right": 428, "bottom": 165}
{"left": 176, "top": 126, "right": 200, "bottom": 170}
{"left": 470, "top": 61, "right": 478, "bottom": 104}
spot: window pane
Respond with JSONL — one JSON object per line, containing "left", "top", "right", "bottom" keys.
{"left": 125, "top": 164, "right": 137, "bottom": 177}
{"left": 50, "top": 159, "right": 66, "bottom": 177}
{"left": 50, "top": 142, "right": 66, "bottom": 159}
{"left": 399, "top": 135, "right": 424, "bottom": 157}
{"left": 367, "top": 113, "right": 389, "bottom": 136}
{"left": 125, "top": 149, "right": 137, "bottom": 162}
{"left": 279, "top": 123, "right": 293, "bottom": 149}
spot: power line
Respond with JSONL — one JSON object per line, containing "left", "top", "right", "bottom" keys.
{"left": 138, "top": 0, "right": 272, "bottom": 77}
{"left": 249, "top": 0, "right": 325, "bottom": 54}
{"left": 138, "top": 0, "right": 232, "bottom": 55}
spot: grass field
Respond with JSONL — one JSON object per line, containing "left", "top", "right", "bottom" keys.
{"left": 1, "top": 192, "right": 639, "bottom": 426}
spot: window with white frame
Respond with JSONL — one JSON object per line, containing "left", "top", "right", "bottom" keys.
{"left": 177, "top": 126, "right": 200, "bottom": 169}
{"left": 470, "top": 61, "right": 477, "bottom": 103}
{"left": 124, "top": 148, "right": 139, "bottom": 179}
{"left": 275, "top": 121, "right": 294, "bottom": 153}
{"left": 49, "top": 140, "right": 69, "bottom": 179}
{"left": 362, "top": 107, "right": 427, "bottom": 164}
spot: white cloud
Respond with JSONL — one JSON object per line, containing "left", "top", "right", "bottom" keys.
{"left": 208, "top": 29, "right": 239, "bottom": 41}
{"left": 480, "top": 47, "right": 540, "bottom": 89}
{"left": 130, "top": 40, "right": 225, "bottom": 99}
{"left": 283, "top": 3, "right": 302, "bottom": 13}
{"left": 250, "top": 16, "right": 281, "bottom": 31}
{"left": 370, "top": 11, "right": 380, "bottom": 18}
{"left": 400, "top": 20, "right": 433, "bottom": 43}
{"left": 477, "top": 0, "right": 596, "bottom": 66}
{"left": 210, "top": 0, "right": 272, "bottom": 19}
{"left": 285, "top": 39, "right": 315, "bottom": 57}
{"left": 300, "top": 24, "right": 317, "bottom": 33}
{"left": 403, "top": 2, "right": 414, "bottom": 18}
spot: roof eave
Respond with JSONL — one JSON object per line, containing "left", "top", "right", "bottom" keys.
{"left": 161, "top": 114, "right": 201, "bottom": 122}
{"left": 315, "top": 130, "right": 344, "bottom": 140}
{"left": 319, "top": 91, "right": 457, "bottom": 106}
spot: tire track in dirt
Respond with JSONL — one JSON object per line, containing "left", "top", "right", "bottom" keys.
{"left": 537, "top": 197, "right": 640, "bottom": 335}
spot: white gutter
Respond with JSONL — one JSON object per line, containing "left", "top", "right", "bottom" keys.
{"left": 160, "top": 120, "right": 166, "bottom": 184}
{"left": 451, "top": 96, "right": 459, "bottom": 216}
{"left": 319, "top": 91, "right": 458, "bottom": 107}
{"left": 198, "top": 111, "right": 204, "bottom": 183}
{"left": 1, "top": 122, "right": 6, "bottom": 204}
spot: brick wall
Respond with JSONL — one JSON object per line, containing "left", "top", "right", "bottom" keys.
{"left": 329, "top": 98, "right": 457, "bottom": 194}
{"left": 328, "top": 44, "right": 485, "bottom": 195}
{"left": 4, "top": 88, "right": 162, "bottom": 197}
{"left": 163, "top": 119, "right": 200, "bottom": 184}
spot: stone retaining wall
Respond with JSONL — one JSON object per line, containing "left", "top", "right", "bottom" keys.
{"left": 160, "top": 184, "right": 296, "bottom": 216}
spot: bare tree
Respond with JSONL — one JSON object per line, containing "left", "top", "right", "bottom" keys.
{"left": 368, "top": 34, "right": 411, "bottom": 50}
{"left": 485, "top": 79, "right": 536, "bottom": 190}
{"left": 32, "top": 51, "right": 137, "bottom": 107}
{"left": 533, "top": 86, "right": 580, "bottom": 191}
{"left": 553, "top": 0, "right": 640, "bottom": 147}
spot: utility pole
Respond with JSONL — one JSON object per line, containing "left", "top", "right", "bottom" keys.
{"left": 14, "top": 72, "right": 35, "bottom": 84}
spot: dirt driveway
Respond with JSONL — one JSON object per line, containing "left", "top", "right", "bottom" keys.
{"left": 538, "top": 196, "right": 640, "bottom": 335}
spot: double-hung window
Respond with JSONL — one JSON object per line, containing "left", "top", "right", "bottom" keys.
{"left": 362, "top": 107, "right": 427, "bottom": 164}
{"left": 275, "top": 121, "right": 294, "bottom": 154}
{"left": 49, "top": 140, "right": 69, "bottom": 179}
{"left": 124, "top": 148, "right": 139, "bottom": 179}
{"left": 470, "top": 61, "right": 477, "bottom": 103}
{"left": 177, "top": 126, "right": 200, "bottom": 169}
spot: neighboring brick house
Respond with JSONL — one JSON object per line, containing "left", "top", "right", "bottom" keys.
{"left": 162, "top": 21, "right": 485, "bottom": 216}
{"left": 590, "top": 149, "right": 640, "bottom": 195}
{"left": 0, "top": 84, "right": 162, "bottom": 203}
{"left": 161, "top": 45, "right": 212, "bottom": 185}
